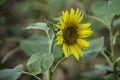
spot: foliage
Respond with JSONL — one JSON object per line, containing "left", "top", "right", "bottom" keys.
{"left": 27, "top": 52, "right": 54, "bottom": 75}
{"left": 0, "top": 0, "right": 120, "bottom": 80}
{"left": 82, "top": 64, "right": 113, "bottom": 80}
{"left": 25, "top": 22, "right": 50, "bottom": 33}
{"left": 49, "top": 0, "right": 73, "bottom": 9}
{"left": 0, "top": 65, "right": 23, "bottom": 80}
{"left": 20, "top": 36, "right": 49, "bottom": 56}
{"left": 82, "top": 37, "right": 104, "bottom": 61}
{"left": 91, "top": 0, "right": 120, "bottom": 27}
{"left": 104, "top": 73, "right": 116, "bottom": 80}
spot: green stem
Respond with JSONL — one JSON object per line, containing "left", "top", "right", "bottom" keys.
{"left": 2, "top": 48, "right": 20, "bottom": 64}
{"left": 22, "top": 71, "right": 41, "bottom": 80}
{"left": 51, "top": 57, "right": 66, "bottom": 72}
{"left": 86, "top": 15, "right": 108, "bottom": 27}
{"left": 101, "top": 51, "right": 112, "bottom": 67}
{"left": 49, "top": 35, "right": 55, "bottom": 53}
{"left": 46, "top": 35, "right": 55, "bottom": 80}
{"left": 113, "top": 31, "right": 120, "bottom": 45}
{"left": 114, "top": 57, "right": 120, "bottom": 78}
{"left": 109, "top": 21, "right": 115, "bottom": 67}
{"left": 46, "top": 31, "right": 50, "bottom": 40}
{"left": 105, "top": 48, "right": 111, "bottom": 54}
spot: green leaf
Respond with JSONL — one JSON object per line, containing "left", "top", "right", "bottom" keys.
{"left": 53, "top": 44, "right": 63, "bottom": 58}
{"left": 91, "top": 0, "right": 120, "bottom": 27}
{"left": 82, "top": 64, "right": 111, "bottom": 80}
{"left": 90, "top": 19, "right": 105, "bottom": 31}
{"left": 27, "top": 52, "right": 54, "bottom": 75}
{"left": 25, "top": 22, "right": 50, "bottom": 32}
{"left": 113, "top": 17, "right": 120, "bottom": 27}
{"left": 95, "top": 64, "right": 113, "bottom": 71}
{"left": 82, "top": 37, "right": 104, "bottom": 61}
{"left": 20, "top": 36, "right": 49, "bottom": 56}
{"left": 0, "top": 64, "right": 23, "bottom": 80}
{"left": 46, "top": 21, "right": 54, "bottom": 29}
{"left": 49, "top": 0, "right": 73, "bottom": 9}
{"left": 82, "top": 70, "right": 103, "bottom": 80}
{"left": 104, "top": 73, "right": 116, "bottom": 80}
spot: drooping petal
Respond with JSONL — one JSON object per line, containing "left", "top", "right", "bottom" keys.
{"left": 63, "top": 43, "right": 69, "bottom": 57}
{"left": 74, "top": 45, "right": 84, "bottom": 57}
{"left": 69, "top": 45, "right": 79, "bottom": 60}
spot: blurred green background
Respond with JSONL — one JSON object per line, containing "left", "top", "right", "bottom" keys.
{"left": 0, "top": 0, "right": 120, "bottom": 80}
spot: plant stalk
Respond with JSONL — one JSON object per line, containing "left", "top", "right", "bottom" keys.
{"left": 22, "top": 71, "right": 41, "bottom": 80}
{"left": 2, "top": 48, "right": 20, "bottom": 64}
{"left": 101, "top": 51, "right": 113, "bottom": 67}
{"left": 51, "top": 57, "right": 66, "bottom": 72}
{"left": 45, "top": 35, "right": 55, "bottom": 80}
{"left": 109, "top": 20, "right": 115, "bottom": 67}
{"left": 86, "top": 15, "right": 107, "bottom": 27}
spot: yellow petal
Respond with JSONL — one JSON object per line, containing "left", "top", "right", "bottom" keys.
{"left": 77, "top": 14, "right": 84, "bottom": 24}
{"left": 59, "top": 19, "right": 64, "bottom": 25}
{"left": 78, "top": 30, "right": 93, "bottom": 38}
{"left": 75, "top": 8, "right": 79, "bottom": 16}
{"left": 69, "top": 45, "right": 79, "bottom": 60}
{"left": 74, "top": 45, "right": 84, "bottom": 57}
{"left": 72, "top": 9, "right": 79, "bottom": 22}
{"left": 78, "top": 23, "right": 91, "bottom": 30}
{"left": 62, "top": 11, "right": 65, "bottom": 17}
{"left": 55, "top": 24, "right": 61, "bottom": 29}
{"left": 70, "top": 8, "right": 75, "bottom": 20}
{"left": 77, "top": 39, "right": 90, "bottom": 48}
{"left": 62, "top": 11, "right": 66, "bottom": 22}
{"left": 63, "top": 11, "right": 69, "bottom": 23}
{"left": 63, "top": 43, "right": 69, "bottom": 57}
{"left": 56, "top": 36, "right": 63, "bottom": 45}
{"left": 57, "top": 31, "right": 63, "bottom": 35}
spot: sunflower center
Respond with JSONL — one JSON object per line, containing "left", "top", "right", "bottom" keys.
{"left": 63, "top": 26, "right": 78, "bottom": 45}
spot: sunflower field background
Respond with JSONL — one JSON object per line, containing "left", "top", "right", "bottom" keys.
{"left": 0, "top": 0, "right": 120, "bottom": 80}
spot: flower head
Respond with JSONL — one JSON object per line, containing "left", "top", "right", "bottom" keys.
{"left": 56, "top": 8, "right": 93, "bottom": 60}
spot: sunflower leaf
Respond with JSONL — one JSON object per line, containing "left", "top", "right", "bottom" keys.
{"left": 82, "top": 64, "right": 111, "bottom": 80}
{"left": 27, "top": 52, "right": 54, "bottom": 75}
{"left": 52, "top": 44, "right": 63, "bottom": 58}
{"left": 82, "top": 70, "right": 103, "bottom": 80}
{"left": 25, "top": 22, "right": 50, "bottom": 33}
{"left": 104, "top": 73, "right": 116, "bottom": 80}
{"left": 82, "top": 37, "right": 104, "bottom": 61}
{"left": 49, "top": 0, "right": 73, "bottom": 9}
{"left": 0, "top": 64, "right": 23, "bottom": 80}
{"left": 20, "top": 35, "right": 49, "bottom": 56}
{"left": 46, "top": 21, "right": 55, "bottom": 29}
{"left": 91, "top": 0, "right": 120, "bottom": 28}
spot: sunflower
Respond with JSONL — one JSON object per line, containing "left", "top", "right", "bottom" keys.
{"left": 56, "top": 8, "right": 93, "bottom": 60}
